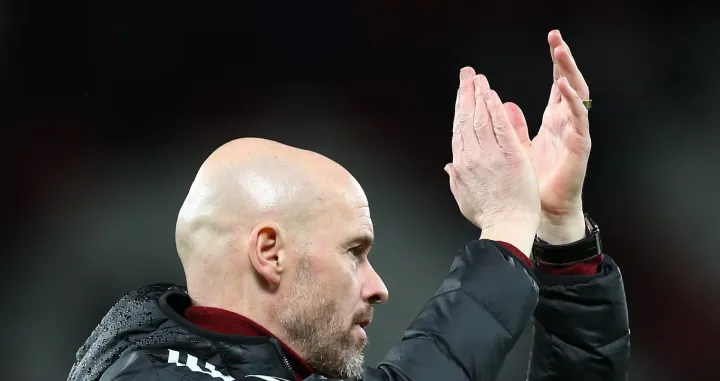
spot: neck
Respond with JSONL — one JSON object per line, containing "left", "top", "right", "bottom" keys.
{"left": 186, "top": 274, "right": 305, "bottom": 359}
{"left": 183, "top": 305, "right": 314, "bottom": 381}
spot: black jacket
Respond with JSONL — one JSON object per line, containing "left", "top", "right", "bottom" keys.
{"left": 68, "top": 240, "right": 630, "bottom": 381}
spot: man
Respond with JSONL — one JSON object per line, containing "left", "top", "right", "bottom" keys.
{"left": 68, "top": 30, "right": 629, "bottom": 381}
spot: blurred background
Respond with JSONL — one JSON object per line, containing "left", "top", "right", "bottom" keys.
{"left": 2, "top": 1, "right": 718, "bottom": 380}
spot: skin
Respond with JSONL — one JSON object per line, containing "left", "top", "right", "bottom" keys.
{"left": 175, "top": 138, "right": 388, "bottom": 379}
{"left": 447, "top": 68, "right": 541, "bottom": 256}
{"left": 172, "top": 28, "right": 591, "bottom": 380}
{"left": 447, "top": 30, "right": 593, "bottom": 251}
{"left": 506, "top": 30, "right": 593, "bottom": 244}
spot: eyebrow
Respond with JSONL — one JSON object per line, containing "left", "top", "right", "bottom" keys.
{"left": 347, "top": 234, "right": 374, "bottom": 250}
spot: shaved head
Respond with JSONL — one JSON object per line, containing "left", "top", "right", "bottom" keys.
{"left": 175, "top": 138, "right": 345, "bottom": 265}
{"left": 174, "top": 138, "right": 387, "bottom": 379}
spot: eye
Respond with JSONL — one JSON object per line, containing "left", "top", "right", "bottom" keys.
{"left": 347, "top": 247, "right": 363, "bottom": 264}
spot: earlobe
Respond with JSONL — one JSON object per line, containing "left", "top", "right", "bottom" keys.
{"left": 248, "top": 224, "right": 284, "bottom": 287}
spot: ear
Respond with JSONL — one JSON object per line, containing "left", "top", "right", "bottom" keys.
{"left": 248, "top": 223, "right": 285, "bottom": 287}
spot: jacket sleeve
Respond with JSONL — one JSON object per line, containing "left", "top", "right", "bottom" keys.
{"left": 345, "top": 240, "right": 539, "bottom": 381}
{"left": 527, "top": 254, "right": 631, "bottom": 381}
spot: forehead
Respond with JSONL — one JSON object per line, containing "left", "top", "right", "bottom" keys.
{"left": 320, "top": 179, "right": 374, "bottom": 242}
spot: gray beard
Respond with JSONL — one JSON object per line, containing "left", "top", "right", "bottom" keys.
{"left": 278, "top": 259, "right": 367, "bottom": 379}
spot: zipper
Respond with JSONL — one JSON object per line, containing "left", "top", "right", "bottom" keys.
{"left": 271, "top": 338, "right": 296, "bottom": 380}
{"left": 281, "top": 353, "right": 294, "bottom": 378}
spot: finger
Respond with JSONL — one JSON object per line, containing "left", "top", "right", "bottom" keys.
{"left": 548, "top": 30, "right": 562, "bottom": 81}
{"left": 554, "top": 45, "right": 590, "bottom": 101}
{"left": 557, "top": 77, "right": 590, "bottom": 136}
{"left": 548, "top": 80, "right": 561, "bottom": 104}
{"left": 484, "top": 90, "right": 522, "bottom": 151}
{"left": 452, "top": 88, "right": 464, "bottom": 162}
{"left": 503, "top": 102, "right": 531, "bottom": 148}
{"left": 453, "top": 67, "right": 477, "bottom": 162}
{"left": 472, "top": 74, "right": 493, "bottom": 148}
{"left": 444, "top": 164, "right": 459, "bottom": 200}
{"left": 548, "top": 30, "right": 573, "bottom": 74}
{"left": 547, "top": 31, "right": 563, "bottom": 103}
{"left": 549, "top": 30, "right": 590, "bottom": 101}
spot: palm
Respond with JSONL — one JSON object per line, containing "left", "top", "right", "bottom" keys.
{"left": 530, "top": 100, "right": 590, "bottom": 215}
{"left": 505, "top": 31, "right": 592, "bottom": 217}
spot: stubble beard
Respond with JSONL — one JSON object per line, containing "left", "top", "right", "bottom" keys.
{"left": 279, "top": 258, "right": 367, "bottom": 379}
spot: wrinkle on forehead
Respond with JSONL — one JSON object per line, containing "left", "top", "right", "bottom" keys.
{"left": 351, "top": 205, "right": 373, "bottom": 233}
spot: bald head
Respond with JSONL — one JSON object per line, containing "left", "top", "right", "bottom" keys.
{"left": 174, "top": 138, "right": 386, "bottom": 379}
{"left": 175, "top": 137, "right": 363, "bottom": 272}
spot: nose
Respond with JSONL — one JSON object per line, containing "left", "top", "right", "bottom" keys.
{"left": 360, "top": 261, "right": 389, "bottom": 305}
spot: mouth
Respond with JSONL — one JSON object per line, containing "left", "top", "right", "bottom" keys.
{"left": 356, "top": 319, "right": 371, "bottom": 329}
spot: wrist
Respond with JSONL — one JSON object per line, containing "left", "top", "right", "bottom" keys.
{"left": 532, "top": 215, "right": 603, "bottom": 268}
{"left": 481, "top": 220, "right": 538, "bottom": 258}
{"left": 537, "top": 210, "right": 586, "bottom": 244}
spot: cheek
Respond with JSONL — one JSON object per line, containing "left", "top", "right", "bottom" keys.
{"left": 310, "top": 253, "right": 356, "bottom": 279}
{"left": 311, "top": 257, "right": 362, "bottom": 300}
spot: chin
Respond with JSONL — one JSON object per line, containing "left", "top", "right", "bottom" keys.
{"left": 339, "top": 350, "right": 366, "bottom": 379}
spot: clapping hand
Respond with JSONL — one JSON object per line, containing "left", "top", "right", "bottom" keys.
{"left": 503, "top": 30, "right": 592, "bottom": 244}
{"left": 445, "top": 67, "right": 541, "bottom": 256}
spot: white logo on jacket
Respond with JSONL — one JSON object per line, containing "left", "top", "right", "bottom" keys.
{"left": 167, "top": 349, "right": 234, "bottom": 380}
{"left": 166, "top": 349, "right": 290, "bottom": 381}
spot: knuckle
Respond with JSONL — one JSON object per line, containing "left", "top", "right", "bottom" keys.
{"left": 457, "top": 85, "right": 470, "bottom": 96}
{"left": 457, "top": 110, "right": 471, "bottom": 125}
{"left": 473, "top": 113, "right": 488, "bottom": 128}
{"left": 463, "top": 155, "right": 478, "bottom": 169}
{"left": 501, "top": 150, "right": 522, "bottom": 163}
{"left": 486, "top": 103, "right": 499, "bottom": 116}
{"left": 492, "top": 119, "right": 507, "bottom": 132}
{"left": 451, "top": 129, "right": 462, "bottom": 142}
{"left": 473, "top": 89, "right": 483, "bottom": 101}
{"left": 485, "top": 152, "right": 500, "bottom": 165}
{"left": 474, "top": 107, "right": 490, "bottom": 123}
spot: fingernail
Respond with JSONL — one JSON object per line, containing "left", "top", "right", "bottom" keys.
{"left": 473, "top": 75, "right": 481, "bottom": 87}
{"left": 460, "top": 67, "right": 471, "bottom": 80}
{"left": 479, "top": 75, "right": 488, "bottom": 91}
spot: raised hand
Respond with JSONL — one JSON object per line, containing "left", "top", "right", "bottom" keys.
{"left": 503, "top": 30, "right": 592, "bottom": 244}
{"left": 445, "top": 67, "right": 541, "bottom": 256}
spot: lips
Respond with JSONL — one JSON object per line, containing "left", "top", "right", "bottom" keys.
{"left": 354, "top": 308, "right": 373, "bottom": 329}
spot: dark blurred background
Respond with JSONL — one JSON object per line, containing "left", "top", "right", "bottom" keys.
{"left": 2, "top": 1, "right": 718, "bottom": 380}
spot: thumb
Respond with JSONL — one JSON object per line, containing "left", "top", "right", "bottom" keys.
{"left": 503, "top": 102, "right": 531, "bottom": 149}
